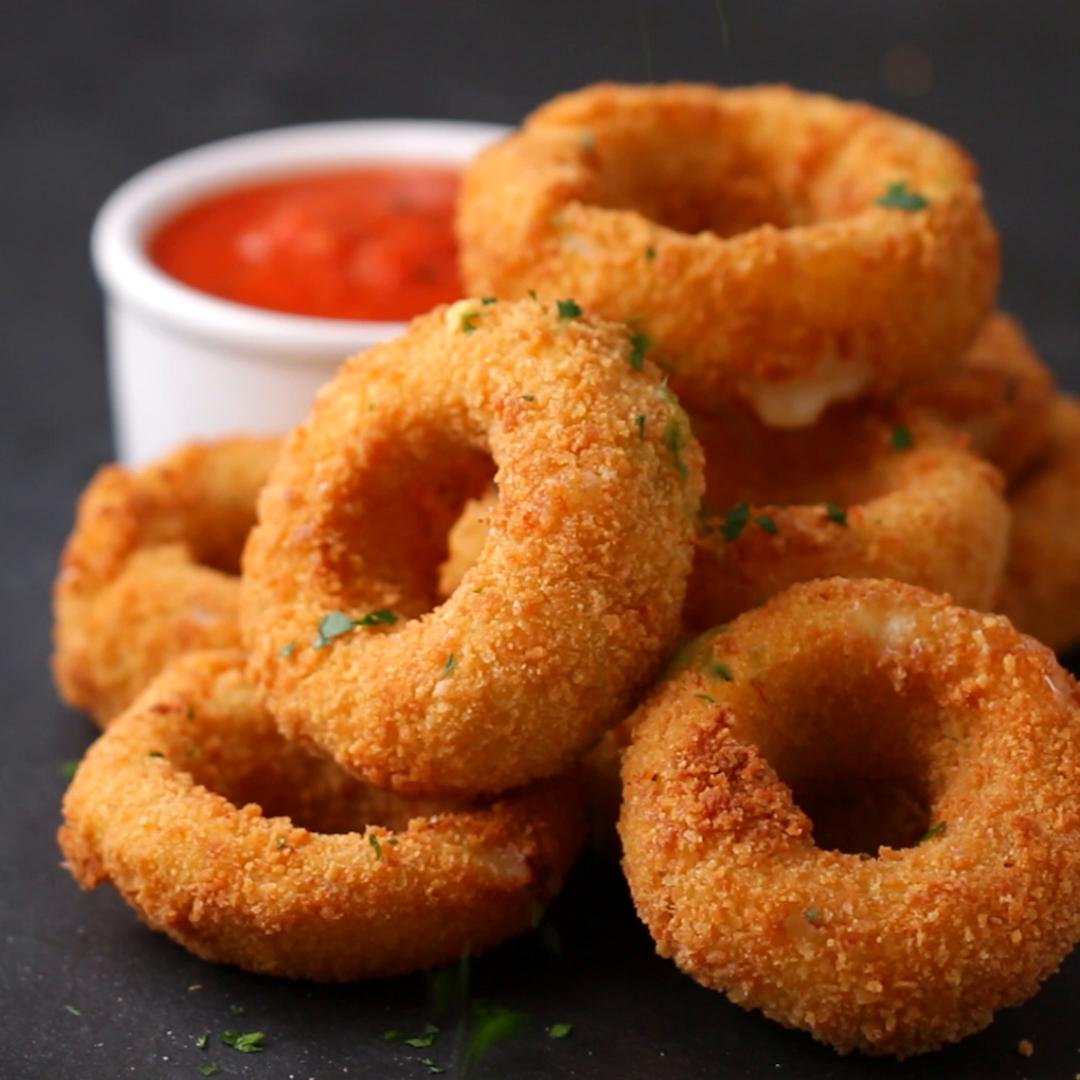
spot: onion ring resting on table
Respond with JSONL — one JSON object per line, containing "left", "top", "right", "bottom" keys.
{"left": 53, "top": 437, "right": 279, "bottom": 725}
{"left": 998, "top": 395, "right": 1080, "bottom": 651}
{"left": 459, "top": 82, "right": 999, "bottom": 426}
{"left": 620, "top": 577, "right": 1080, "bottom": 1057}
{"left": 685, "top": 407, "right": 1008, "bottom": 628}
{"left": 58, "top": 651, "right": 585, "bottom": 980}
{"left": 241, "top": 298, "right": 703, "bottom": 797}
{"left": 902, "top": 312, "right": 1054, "bottom": 482}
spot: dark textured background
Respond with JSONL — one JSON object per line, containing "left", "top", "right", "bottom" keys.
{"left": 2, "top": 2, "right": 1077, "bottom": 1077}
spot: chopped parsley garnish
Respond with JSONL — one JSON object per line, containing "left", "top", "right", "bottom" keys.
{"left": 198, "top": 1067, "right": 221, "bottom": 1078}
{"left": 527, "top": 289, "right": 538, "bottom": 300}
{"left": 824, "top": 501, "right": 848, "bottom": 526}
{"left": 548, "top": 1022, "right": 574, "bottom": 1039}
{"left": 64, "top": 1005, "right": 81, "bottom": 1016}
{"left": 442, "top": 653, "right": 457, "bottom": 677}
{"left": 383, "top": 1029, "right": 401, "bottom": 1041}
{"left": 60, "top": 760, "right": 79, "bottom": 780}
{"left": 229, "top": 1004, "right": 246, "bottom": 1016}
{"left": 662, "top": 418, "right": 689, "bottom": 479}
{"left": 460, "top": 310, "right": 480, "bottom": 334}
{"left": 755, "top": 514, "right": 779, "bottom": 535}
{"left": 468, "top": 1002, "right": 525, "bottom": 1062}
{"left": 276, "top": 837, "right": 288, "bottom": 850}
{"left": 920, "top": 821, "right": 947, "bottom": 844}
{"left": 719, "top": 502, "right": 751, "bottom": 542}
{"left": 694, "top": 693, "right": 718, "bottom": 703}
{"left": 522, "top": 394, "right": 536, "bottom": 402}
{"left": 876, "top": 180, "right": 930, "bottom": 211}
{"left": 644, "top": 245, "right": 657, "bottom": 261}
{"left": 148, "top": 751, "right": 164, "bottom": 759}
{"left": 420, "top": 1059, "right": 445, "bottom": 1075}
{"left": 628, "top": 328, "right": 651, "bottom": 371}
{"left": 891, "top": 424, "right": 914, "bottom": 451}
{"left": 279, "top": 641, "right": 296, "bottom": 658}
{"left": 221, "top": 1030, "right": 264, "bottom": 1053}
{"left": 480, "top": 297, "right": 497, "bottom": 305}
{"left": 195, "top": 1033, "right": 209, "bottom": 1050}
{"left": 804, "top": 906, "right": 824, "bottom": 926}
{"left": 634, "top": 414, "right": 647, "bottom": 439}
{"left": 403, "top": 1023, "right": 439, "bottom": 1049}
{"left": 708, "top": 662, "right": 734, "bottom": 682}
{"left": 314, "top": 609, "right": 397, "bottom": 648}
{"left": 369, "top": 834, "right": 383, "bottom": 860}
{"left": 556, "top": 298, "right": 583, "bottom": 320}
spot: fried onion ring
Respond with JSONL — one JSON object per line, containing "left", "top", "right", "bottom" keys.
{"left": 53, "top": 437, "right": 279, "bottom": 725}
{"left": 459, "top": 82, "right": 999, "bottom": 426}
{"left": 998, "top": 395, "right": 1080, "bottom": 651}
{"left": 619, "top": 577, "right": 1080, "bottom": 1056}
{"left": 686, "top": 407, "right": 1008, "bottom": 628}
{"left": 58, "top": 651, "right": 586, "bottom": 980}
{"left": 241, "top": 298, "right": 703, "bottom": 797}
{"left": 902, "top": 312, "right": 1054, "bottom": 482}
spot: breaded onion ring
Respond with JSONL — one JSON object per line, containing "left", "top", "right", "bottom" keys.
{"left": 902, "top": 313, "right": 1054, "bottom": 482}
{"left": 686, "top": 407, "right": 1008, "bottom": 628}
{"left": 620, "top": 577, "right": 1080, "bottom": 1057}
{"left": 58, "top": 651, "right": 585, "bottom": 980}
{"left": 53, "top": 437, "right": 279, "bottom": 725}
{"left": 459, "top": 82, "right": 999, "bottom": 426}
{"left": 998, "top": 395, "right": 1080, "bottom": 651}
{"left": 241, "top": 298, "right": 703, "bottom": 797}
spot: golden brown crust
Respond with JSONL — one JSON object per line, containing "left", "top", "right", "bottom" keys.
{"left": 998, "top": 395, "right": 1080, "bottom": 650}
{"left": 902, "top": 313, "right": 1055, "bottom": 481}
{"left": 241, "top": 299, "right": 703, "bottom": 797}
{"left": 619, "top": 578, "right": 1080, "bottom": 1056}
{"left": 52, "top": 437, "right": 280, "bottom": 724}
{"left": 685, "top": 407, "right": 1009, "bottom": 627}
{"left": 459, "top": 83, "right": 1000, "bottom": 425}
{"left": 58, "top": 651, "right": 586, "bottom": 980}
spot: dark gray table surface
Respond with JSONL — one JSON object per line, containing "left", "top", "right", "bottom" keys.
{"left": 3, "top": 2, "right": 1077, "bottom": 1077}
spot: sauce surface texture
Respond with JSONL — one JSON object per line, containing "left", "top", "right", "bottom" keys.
{"left": 149, "top": 166, "right": 462, "bottom": 320}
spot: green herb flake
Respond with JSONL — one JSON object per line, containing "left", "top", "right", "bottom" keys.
{"left": 60, "top": 760, "right": 80, "bottom": 781}
{"left": 824, "top": 501, "right": 848, "bottom": 526}
{"left": 404, "top": 1023, "right": 439, "bottom": 1049}
{"left": 383, "top": 1029, "right": 401, "bottom": 1041}
{"left": 314, "top": 609, "right": 397, "bottom": 648}
{"left": 522, "top": 394, "right": 536, "bottom": 402}
{"left": 556, "top": 298, "right": 583, "bottom": 321}
{"left": 198, "top": 1067, "right": 221, "bottom": 1078}
{"left": 891, "top": 424, "right": 914, "bottom": 451}
{"left": 644, "top": 245, "right": 657, "bottom": 261}
{"left": 460, "top": 311, "right": 480, "bottom": 334}
{"left": 279, "top": 642, "right": 296, "bottom": 659}
{"left": 369, "top": 834, "right": 383, "bottom": 860}
{"left": 920, "top": 821, "right": 947, "bottom": 844}
{"left": 694, "top": 693, "right": 718, "bottom": 704}
{"left": 755, "top": 514, "right": 779, "bottom": 536}
{"left": 420, "top": 1059, "right": 445, "bottom": 1075}
{"left": 634, "top": 414, "right": 647, "bottom": 439}
{"left": 548, "top": 1022, "right": 574, "bottom": 1039}
{"left": 229, "top": 1004, "right": 246, "bottom": 1016}
{"left": 662, "top": 418, "right": 689, "bottom": 480}
{"left": 442, "top": 653, "right": 457, "bottom": 677}
{"left": 876, "top": 180, "right": 930, "bottom": 212}
{"left": 480, "top": 296, "right": 497, "bottom": 305}
{"left": 804, "top": 906, "right": 824, "bottom": 926}
{"left": 64, "top": 1005, "right": 81, "bottom": 1016}
{"left": 468, "top": 1002, "right": 525, "bottom": 1062}
{"left": 719, "top": 502, "right": 751, "bottom": 543}
{"left": 708, "top": 661, "right": 735, "bottom": 683}
{"left": 221, "top": 1030, "right": 265, "bottom": 1054}
{"left": 527, "top": 288, "right": 538, "bottom": 300}
{"left": 148, "top": 751, "right": 164, "bottom": 759}
{"left": 628, "top": 328, "right": 651, "bottom": 371}
{"left": 276, "top": 837, "right": 288, "bottom": 850}
{"left": 195, "top": 1033, "right": 209, "bottom": 1050}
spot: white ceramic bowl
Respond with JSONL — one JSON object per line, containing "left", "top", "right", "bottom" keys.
{"left": 91, "top": 120, "right": 508, "bottom": 465}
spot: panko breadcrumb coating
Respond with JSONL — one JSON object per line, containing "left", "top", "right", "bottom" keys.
{"left": 685, "top": 406, "right": 1009, "bottom": 627}
{"left": 53, "top": 437, "right": 279, "bottom": 725}
{"left": 620, "top": 578, "right": 1080, "bottom": 1057}
{"left": 459, "top": 82, "right": 999, "bottom": 426}
{"left": 241, "top": 298, "right": 703, "bottom": 797}
{"left": 58, "top": 651, "right": 586, "bottom": 981}
{"left": 998, "top": 395, "right": 1080, "bottom": 651}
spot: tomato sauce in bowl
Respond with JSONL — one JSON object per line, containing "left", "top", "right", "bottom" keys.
{"left": 148, "top": 166, "right": 462, "bottom": 321}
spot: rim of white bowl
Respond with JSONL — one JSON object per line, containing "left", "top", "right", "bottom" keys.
{"left": 91, "top": 119, "right": 510, "bottom": 358}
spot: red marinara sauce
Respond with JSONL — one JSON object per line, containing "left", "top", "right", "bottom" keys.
{"left": 148, "top": 166, "right": 463, "bottom": 321}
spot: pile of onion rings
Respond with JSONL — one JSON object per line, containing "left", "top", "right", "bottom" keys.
{"left": 50, "top": 80, "right": 1080, "bottom": 1060}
